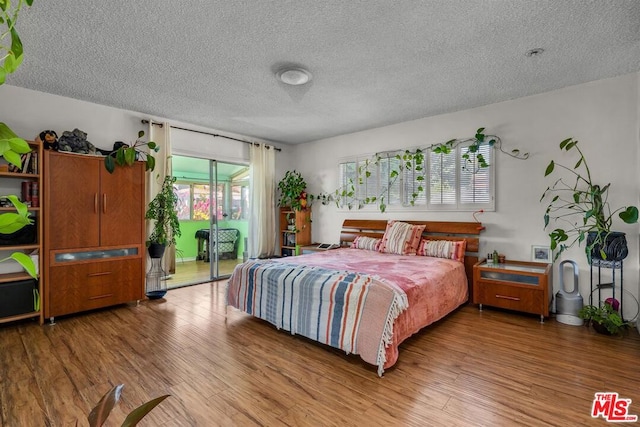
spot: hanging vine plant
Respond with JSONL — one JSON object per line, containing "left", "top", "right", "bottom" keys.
{"left": 316, "top": 127, "right": 528, "bottom": 212}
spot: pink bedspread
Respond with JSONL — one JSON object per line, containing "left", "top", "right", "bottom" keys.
{"left": 276, "top": 247, "right": 468, "bottom": 370}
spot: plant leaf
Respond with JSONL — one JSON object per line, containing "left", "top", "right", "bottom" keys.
{"left": 559, "top": 138, "right": 572, "bottom": 149}
{"left": 146, "top": 155, "right": 155, "bottom": 172}
{"left": 105, "top": 156, "right": 115, "bottom": 173}
{"left": 9, "top": 252, "right": 37, "bottom": 278}
{"left": 3, "top": 149, "right": 22, "bottom": 167}
{"left": 619, "top": 206, "right": 639, "bottom": 224}
{"left": 544, "top": 161, "right": 554, "bottom": 176}
{"left": 115, "top": 149, "right": 126, "bottom": 166}
{"left": 574, "top": 157, "right": 582, "bottom": 169}
{"left": 0, "top": 212, "right": 31, "bottom": 234}
{"left": 8, "top": 138, "right": 32, "bottom": 153}
{"left": 121, "top": 395, "right": 170, "bottom": 427}
{"left": 124, "top": 147, "right": 136, "bottom": 165}
{"left": 7, "top": 26, "right": 24, "bottom": 73}
{"left": 5, "top": 194, "right": 29, "bottom": 218}
{"left": 88, "top": 384, "right": 124, "bottom": 427}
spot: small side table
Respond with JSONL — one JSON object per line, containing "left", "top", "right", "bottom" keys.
{"left": 298, "top": 243, "right": 340, "bottom": 255}
{"left": 472, "top": 259, "right": 552, "bottom": 323}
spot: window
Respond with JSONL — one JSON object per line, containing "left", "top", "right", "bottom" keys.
{"left": 337, "top": 143, "right": 494, "bottom": 211}
{"left": 193, "top": 184, "right": 211, "bottom": 220}
{"left": 230, "top": 183, "right": 249, "bottom": 220}
{"left": 338, "top": 160, "right": 357, "bottom": 208}
{"left": 175, "top": 183, "right": 191, "bottom": 220}
{"left": 428, "top": 141, "right": 493, "bottom": 209}
{"left": 174, "top": 181, "right": 228, "bottom": 220}
{"left": 459, "top": 143, "right": 492, "bottom": 207}
{"left": 429, "top": 148, "right": 456, "bottom": 206}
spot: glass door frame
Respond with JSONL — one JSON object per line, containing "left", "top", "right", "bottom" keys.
{"left": 208, "top": 160, "right": 219, "bottom": 280}
{"left": 207, "top": 159, "right": 249, "bottom": 281}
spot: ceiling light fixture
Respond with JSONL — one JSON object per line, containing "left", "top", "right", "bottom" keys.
{"left": 277, "top": 67, "right": 312, "bottom": 86}
{"left": 525, "top": 48, "right": 544, "bottom": 57}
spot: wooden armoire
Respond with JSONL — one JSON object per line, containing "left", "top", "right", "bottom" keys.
{"left": 43, "top": 151, "right": 146, "bottom": 322}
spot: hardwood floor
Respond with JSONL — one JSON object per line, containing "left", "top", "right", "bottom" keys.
{"left": 1, "top": 282, "right": 639, "bottom": 426}
{"left": 169, "top": 259, "right": 241, "bottom": 289}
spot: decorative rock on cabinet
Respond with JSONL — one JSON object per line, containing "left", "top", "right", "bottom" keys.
{"left": 43, "top": 151, "right": 146, "bottom": 322}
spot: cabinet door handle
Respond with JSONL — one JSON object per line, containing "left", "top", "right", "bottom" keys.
{"left": 495, "top": 294, "right": 520, "bottom": 301}
{"left": 88, "top": 294, "right": 114, "bottom": 300}
{"left": 87, "top": 271, "right": 113, "bottom": 277}
{"left": 94, "top": 193, "right": 98, "bottom": 214}
{"left": 103, "top": 193, "right": 107, "bottom": 214}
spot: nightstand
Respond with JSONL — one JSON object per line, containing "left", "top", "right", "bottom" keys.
{"left": 472, "top": 259, "right": 552, "bottom": 323}
{"left": 298, "top": 243, "right": 340, "bottom": 255}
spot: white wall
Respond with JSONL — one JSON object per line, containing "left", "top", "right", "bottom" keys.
{"left": 0, "top": 84, "right": 291, "bottom": 164}
{"left": 292, "top": 72, "right": 640, "bottom": 315}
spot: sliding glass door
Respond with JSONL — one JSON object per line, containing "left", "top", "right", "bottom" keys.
{"left": 171, "top": 155, "right": 249, "bottom": 288}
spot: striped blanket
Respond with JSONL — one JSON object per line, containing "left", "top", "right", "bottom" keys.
{"left": 226, "top": 259, "right": 408, "bottom": 376}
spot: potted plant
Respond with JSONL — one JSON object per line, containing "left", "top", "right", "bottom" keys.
{"left": 277, "top": 170, "right": 311, "bottom": 211}
{"left": 145, "top": 176, "right": 181, "bottom": 255}
{"left": 144, "top": 176, "right": 181, "bottom": 299}
{"left": 578, "top": 301, "right": 630, "bottom": 336}
{"left": 541, "top": 138, "right": 638, "bottom": 263}
{"left": 104, "top": 130, "right": 159, "bottom": 174}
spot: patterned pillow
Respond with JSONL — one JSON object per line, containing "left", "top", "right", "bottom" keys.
{"left": 351, "top": 236, "right": 382, "bottom": 251}
{"left": 378, "top": 221, "right": 425, "bottom": 255}
{"left": 417, "top": 239, "right": 467, "bottom": 262}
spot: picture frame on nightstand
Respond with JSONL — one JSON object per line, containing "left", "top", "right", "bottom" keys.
{"left": 531, "top": 245, "right": 552, "bottom": 263}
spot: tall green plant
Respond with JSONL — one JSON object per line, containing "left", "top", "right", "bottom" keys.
{"left": 145, "top": 176, "right": 181, "bottom": 246}
{"left": 542, "top": 138, "right": 638, "bottom": 261}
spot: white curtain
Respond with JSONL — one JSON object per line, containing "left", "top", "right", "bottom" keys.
{"left": 146, "top": 121, "right": 175, "bottom": 273}
{"left": 249, "top": 143, "right": 276, "bottom": 258}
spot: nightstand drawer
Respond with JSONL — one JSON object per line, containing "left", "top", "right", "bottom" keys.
{"left": 476, "top": 282, "right": 544, "bottom": 315}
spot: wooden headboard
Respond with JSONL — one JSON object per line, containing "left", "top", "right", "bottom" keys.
{"left": 340, "top": 219, "right": 483, "bottom": 300}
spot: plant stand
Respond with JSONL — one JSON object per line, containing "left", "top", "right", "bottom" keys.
{"left": 590, "top": 259, "right": 624, "bottom": 321}
{"left": 146, "top": 243, "right": 167, "bottom": 299}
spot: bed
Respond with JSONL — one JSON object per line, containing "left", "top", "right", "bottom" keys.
{"left": 226, "top": 219, "right": 482, "bottom": 375}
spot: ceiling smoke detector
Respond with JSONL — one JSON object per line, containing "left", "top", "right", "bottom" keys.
{"left": 525, "top": 48, "right": 545, "bottom": 57}
{"left": 277, "top": 68, "right": 312, "bottom": 86}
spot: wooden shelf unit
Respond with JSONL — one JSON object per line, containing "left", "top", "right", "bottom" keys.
{"left": 279, "top": 207, "right": 311, "bottom": 257}
{"left": 0, "top": 140, "right": 43, "bottom": 325}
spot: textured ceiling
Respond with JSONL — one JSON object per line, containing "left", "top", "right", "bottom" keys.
{"left": 8, "top": 1, "right": 640, "bottom": 144}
